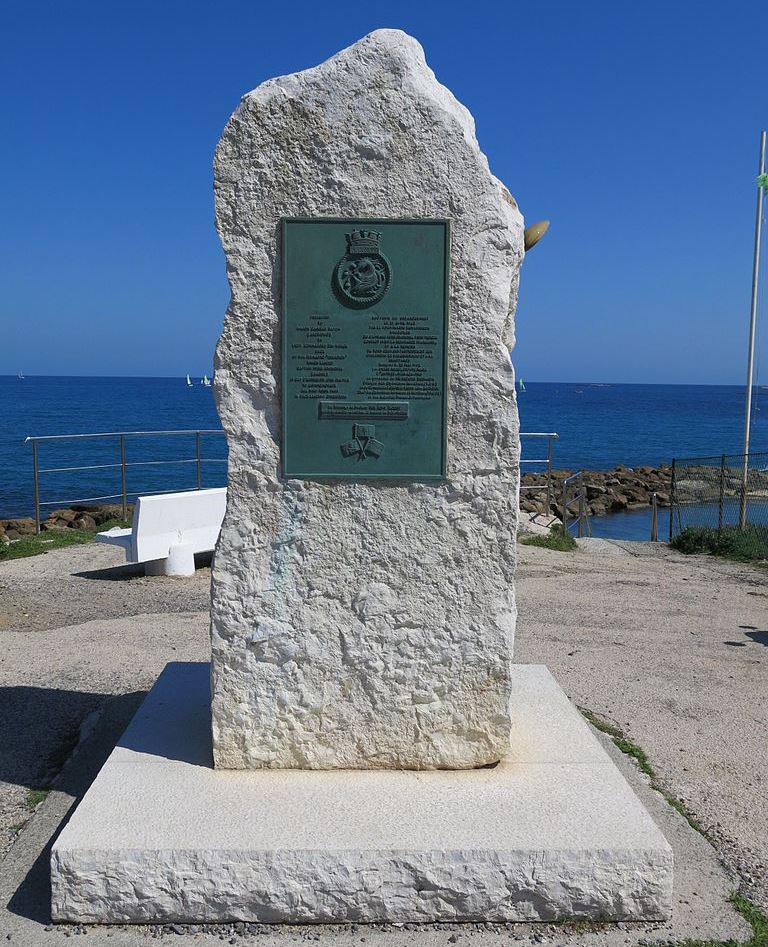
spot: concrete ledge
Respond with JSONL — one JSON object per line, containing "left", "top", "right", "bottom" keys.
{"left": 51, "top": 662, "right": 673, "bottom": 924}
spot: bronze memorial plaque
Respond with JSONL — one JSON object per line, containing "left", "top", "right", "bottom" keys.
{"left": 282, "top": 218, "right": 449, "bottom": 480}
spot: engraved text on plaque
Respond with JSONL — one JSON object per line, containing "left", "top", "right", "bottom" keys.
{"left": 282, "top": 218, "right": 449, "bottom": 479}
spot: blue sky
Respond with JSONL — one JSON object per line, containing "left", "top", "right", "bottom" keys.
{"left": 1, "top": 0, "right": 766, "bottom": 383}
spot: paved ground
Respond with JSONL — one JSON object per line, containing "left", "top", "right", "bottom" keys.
{"left": 0, "top": 544, "right": 211, "bottom": 860}
{"left": 516, "top": 538, "right": 767, "bottom": 915}
{"left": 0, "top": 543, "right": 212, "bottom": 636}
{"left": 0, "top": 538, "right": 765, "bottom": 945}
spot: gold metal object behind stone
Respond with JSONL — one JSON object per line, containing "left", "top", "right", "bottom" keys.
{"left": 524, "top": 220, "right": 550, "bottom": 251}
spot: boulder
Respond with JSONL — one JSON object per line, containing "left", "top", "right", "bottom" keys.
{"left": 4, "top": 518, "right": 35, "bottom": 535}
{"left": 92, "top": 505, "right": 131, "bottom": 525}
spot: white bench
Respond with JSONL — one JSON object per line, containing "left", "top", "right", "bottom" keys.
{"left": 96, "top": 488, "right": 226, "bottom": 576}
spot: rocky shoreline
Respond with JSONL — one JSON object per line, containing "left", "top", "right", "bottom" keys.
{"left": 520, "top": 464, "right": 672, "bottom": 520}
{"left": 0, "top": 468, "right": 673, "bottom": 543}
{"left": 0, "top": 504, "right": 132, "bottom": 542}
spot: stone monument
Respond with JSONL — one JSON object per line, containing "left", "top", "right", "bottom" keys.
{"left": 50, "top": 29, "right": 673, "bottom": 925}
{"left": 210, "top": 27, "right": 520, "bottom": 771}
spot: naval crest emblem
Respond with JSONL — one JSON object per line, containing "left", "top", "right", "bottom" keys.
{"left": 334, "top": 230, "right": 391, "bottom": 308}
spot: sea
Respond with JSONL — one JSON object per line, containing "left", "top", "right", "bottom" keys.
{"left": 2, "top": 376, "right": 765, "bottom": 540}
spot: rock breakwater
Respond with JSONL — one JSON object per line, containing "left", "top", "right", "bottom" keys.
{"left": 0, "top": 504, "right": 132, "bottom": 542}
{"left": 520, "top": 465, "right": 672, "bottom": 520}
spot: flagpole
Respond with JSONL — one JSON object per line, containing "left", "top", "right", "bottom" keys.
{"left": 740, "top": 131, "right": 766, "bottom": 530}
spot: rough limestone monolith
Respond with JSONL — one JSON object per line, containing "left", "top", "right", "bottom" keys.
{"left": 210, "top": 28, "right": 524, "bottom": 769}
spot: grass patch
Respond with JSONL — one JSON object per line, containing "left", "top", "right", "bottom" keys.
{"left": 92, "top": 517, "right": 129, "bottom": 532}
{"left": 24, "top": 788, "right": 49, "bottom": 810}
{"left": 583, "top": 709, "right": 768, "bottom": 947}
{"left": 677, "top": 894, "right": 768, "bottom": 947}
{"left": 1, "top": 529, "right": 94, "bottom": 561}
{"left": 671, "top": 525, "right": 768, "bottom": 562}
{"left": 519, "top": 523, "right": 578, "bottom": 552}
{"left": 0, "top": 518, "right": 129, "bottom": 562}
{"left": 730, "top": 894, "right": 768, "bottom": 947}
{"left": 580, "top": 708, "right": 707, "bottom": 837}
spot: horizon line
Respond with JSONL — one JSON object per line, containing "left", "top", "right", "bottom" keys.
{"left": 0, "top": 374, "right": 759, "bottom": 388}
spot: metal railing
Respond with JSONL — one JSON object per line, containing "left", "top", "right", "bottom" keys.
{"left": 562, "top": 471, "right": 592, "bottom": 538}
{"left": 519, "top": 432, "right": 558, "bottom": 516}
{"left": 25, "top": 427, "right": 563, "bottom": 536}
{"left": 25, "top": 430, "right": 227, "bottom": 533}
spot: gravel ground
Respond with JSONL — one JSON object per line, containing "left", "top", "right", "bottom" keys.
{"left": 0, "top": 544, "right": 211, "bottom": 635}
{"left": 0, "top": 544, "right": 211, "bottom": 859}
{"left": 0, "top": 537, "right": 765, "bottom": 944}
{"left": 516, "top": 538, "right": 767, "bottom": 915}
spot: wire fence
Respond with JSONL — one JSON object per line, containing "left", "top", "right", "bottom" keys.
{"left": 670, "top": 450, "right": 768, "bottom": 557}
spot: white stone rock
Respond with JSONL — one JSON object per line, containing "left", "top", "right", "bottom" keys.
{"left": 517, "top": 510, "right": 558, "bottom": 535}
{"left": 50, "top": 662, "right": 674, "bottom": 924}
{"left": 210, "top": 29, "right": 524, "bottom": 770}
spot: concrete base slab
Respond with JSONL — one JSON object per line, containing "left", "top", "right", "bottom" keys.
{"left": 51, "top": 662, "right": 673, "bottom": 925}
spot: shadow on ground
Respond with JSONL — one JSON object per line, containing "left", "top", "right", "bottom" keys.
{"left": 5, "top": 690, "right": 145, "bottom": 923}
{"left": 724, "top": 626, "right": 768, "bottom": 647}
{"left": 71, "top": 563, "right": 145, "bottom": 581}
{"left": 738, "top": 624, "right": 768, "bottom": 646}
{"left": 744, "top": 630, "right": 768, "bottom": 645}
{"left": 0, "top": 686, "right": 112, "bottom": 790}
{"left": 73, "top": 550, "right": 213, "bottom": 581}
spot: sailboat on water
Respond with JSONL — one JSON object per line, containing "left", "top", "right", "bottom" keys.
{"left": 201, "top": 375, "right": 211, "bottom": 387}
{"left": 186, "top": 373, "right": 193, "bottom": 387}
{"left": 17, "top": 370, "right": 24, "bottom": 380}
{"left": 518, "top": 377, "right": 526, "bottom": 393}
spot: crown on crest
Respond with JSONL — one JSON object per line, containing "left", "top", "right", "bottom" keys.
{"left": 345, "top": 230, "right": 381, "bottom": 255}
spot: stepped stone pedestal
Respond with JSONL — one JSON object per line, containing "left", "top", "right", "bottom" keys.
{"left": 51, "top": 662, "right": 673, "bottom": 923}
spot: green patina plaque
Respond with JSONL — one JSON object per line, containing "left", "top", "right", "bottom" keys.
{"left": 282, "top": 218, "right": 449, "bottom": 480}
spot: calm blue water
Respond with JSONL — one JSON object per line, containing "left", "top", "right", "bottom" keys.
{"left": 517, "top": 382, "right": 765, "bottom": 469}
{"left": 0, "top": 377, "right": 226, "bottom": 520}
{"left": 2, "top": 378, "right": 765, "bottom": 540}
